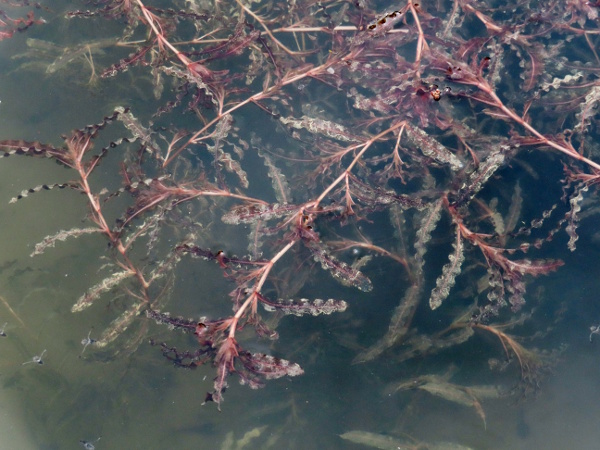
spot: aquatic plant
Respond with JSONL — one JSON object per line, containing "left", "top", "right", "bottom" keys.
{"left": 0, "top": 0, "right": 598, "bottom": 421}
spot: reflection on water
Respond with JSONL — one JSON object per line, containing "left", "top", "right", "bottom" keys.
{"left": 1, "top": 0, "right": 600, "bottom": 449}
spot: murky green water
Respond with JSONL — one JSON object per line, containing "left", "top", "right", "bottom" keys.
{"left": 1, "top": 1, "right": 600, "bottom": 449}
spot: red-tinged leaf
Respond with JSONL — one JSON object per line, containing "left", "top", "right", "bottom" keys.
{"left": 502, "top": 258, "right": 564, "bottom": 276}
{"left": 212, "top": 337, "right": 239, "bottom": 407}
{"left": 522, "top": 45, "right": 546, "bottom": 92}
{"left": 0, "top": 10, "right": 43, "bottom": 41}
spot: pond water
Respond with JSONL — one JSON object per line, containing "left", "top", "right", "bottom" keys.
{"left": 1, "top": 1, "right": 600, "bottom": 449}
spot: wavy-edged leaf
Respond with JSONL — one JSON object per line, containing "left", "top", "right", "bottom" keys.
{"left": 257, "top": 149, "right": 291, "bottom": 203}
{"left": 239, "top": 352, "right": 304, "bottom": 380}
{"left": 207, "top": 115, "right": 248, "bottom": 188}
{"left": 31, "top": 227, "right": 101, "bottom": 256}
{"left": 279, "top": 115, "right": 361, "bottom": 142}
{"left": 96, "top": 301, "right": 145, "bottom": 347}
{"left": 10, "top": 182, "right": 77, "bottom": 204}
{"left": 222, "top": 202, "right": 298, "bottom": 224}
{"left": 405, "top": 123, "right": 463, "bottom": 171}
{"left": 72, "top": 270, "right": 135, "bottom": 312}
{"left": 566, "top": 184, "right": 587, "bottom": 251}
{"left": 262, "top": 297, "right": 348, "bottom": 316}
{"left": 114, "top": 106, "right": 160, "bottom": 155}
{"left": 306, "top": 240, "right": 372, "bottom": 292}
{"left": 429, "top": 227, "right": 464, "bottom": 310}
{"left": 453, "top": 148, "right": 506, "bottom": 207}
{"left": 353, "top": 284, "right": 420, "bottom": 363}
{"left": 415, "top": 198, "right": 443, "bottom": 269}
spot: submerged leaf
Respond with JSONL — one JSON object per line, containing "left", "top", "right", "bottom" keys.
{"left": 31, "top": 227, "right": 101, "bottom": 256}
{"left": 262, "top": 298, "right": 348, "bottom": 316}
{"left": 405, "top": 124, "right": 463, "bottom": 171}
{"left": 390, "top": 374, "right": 502, "bottom": 429}
{"left": 429, "top": 227, "right": 464, "bottom": 310}
{"left": 339, "top": 430, "right": 475, "bottom": 450}
{"left": 72, "top": 270, "right": 134, "bottom": 313}
{"left": 306, "top": 240, "right": 373, "bottom": 292}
